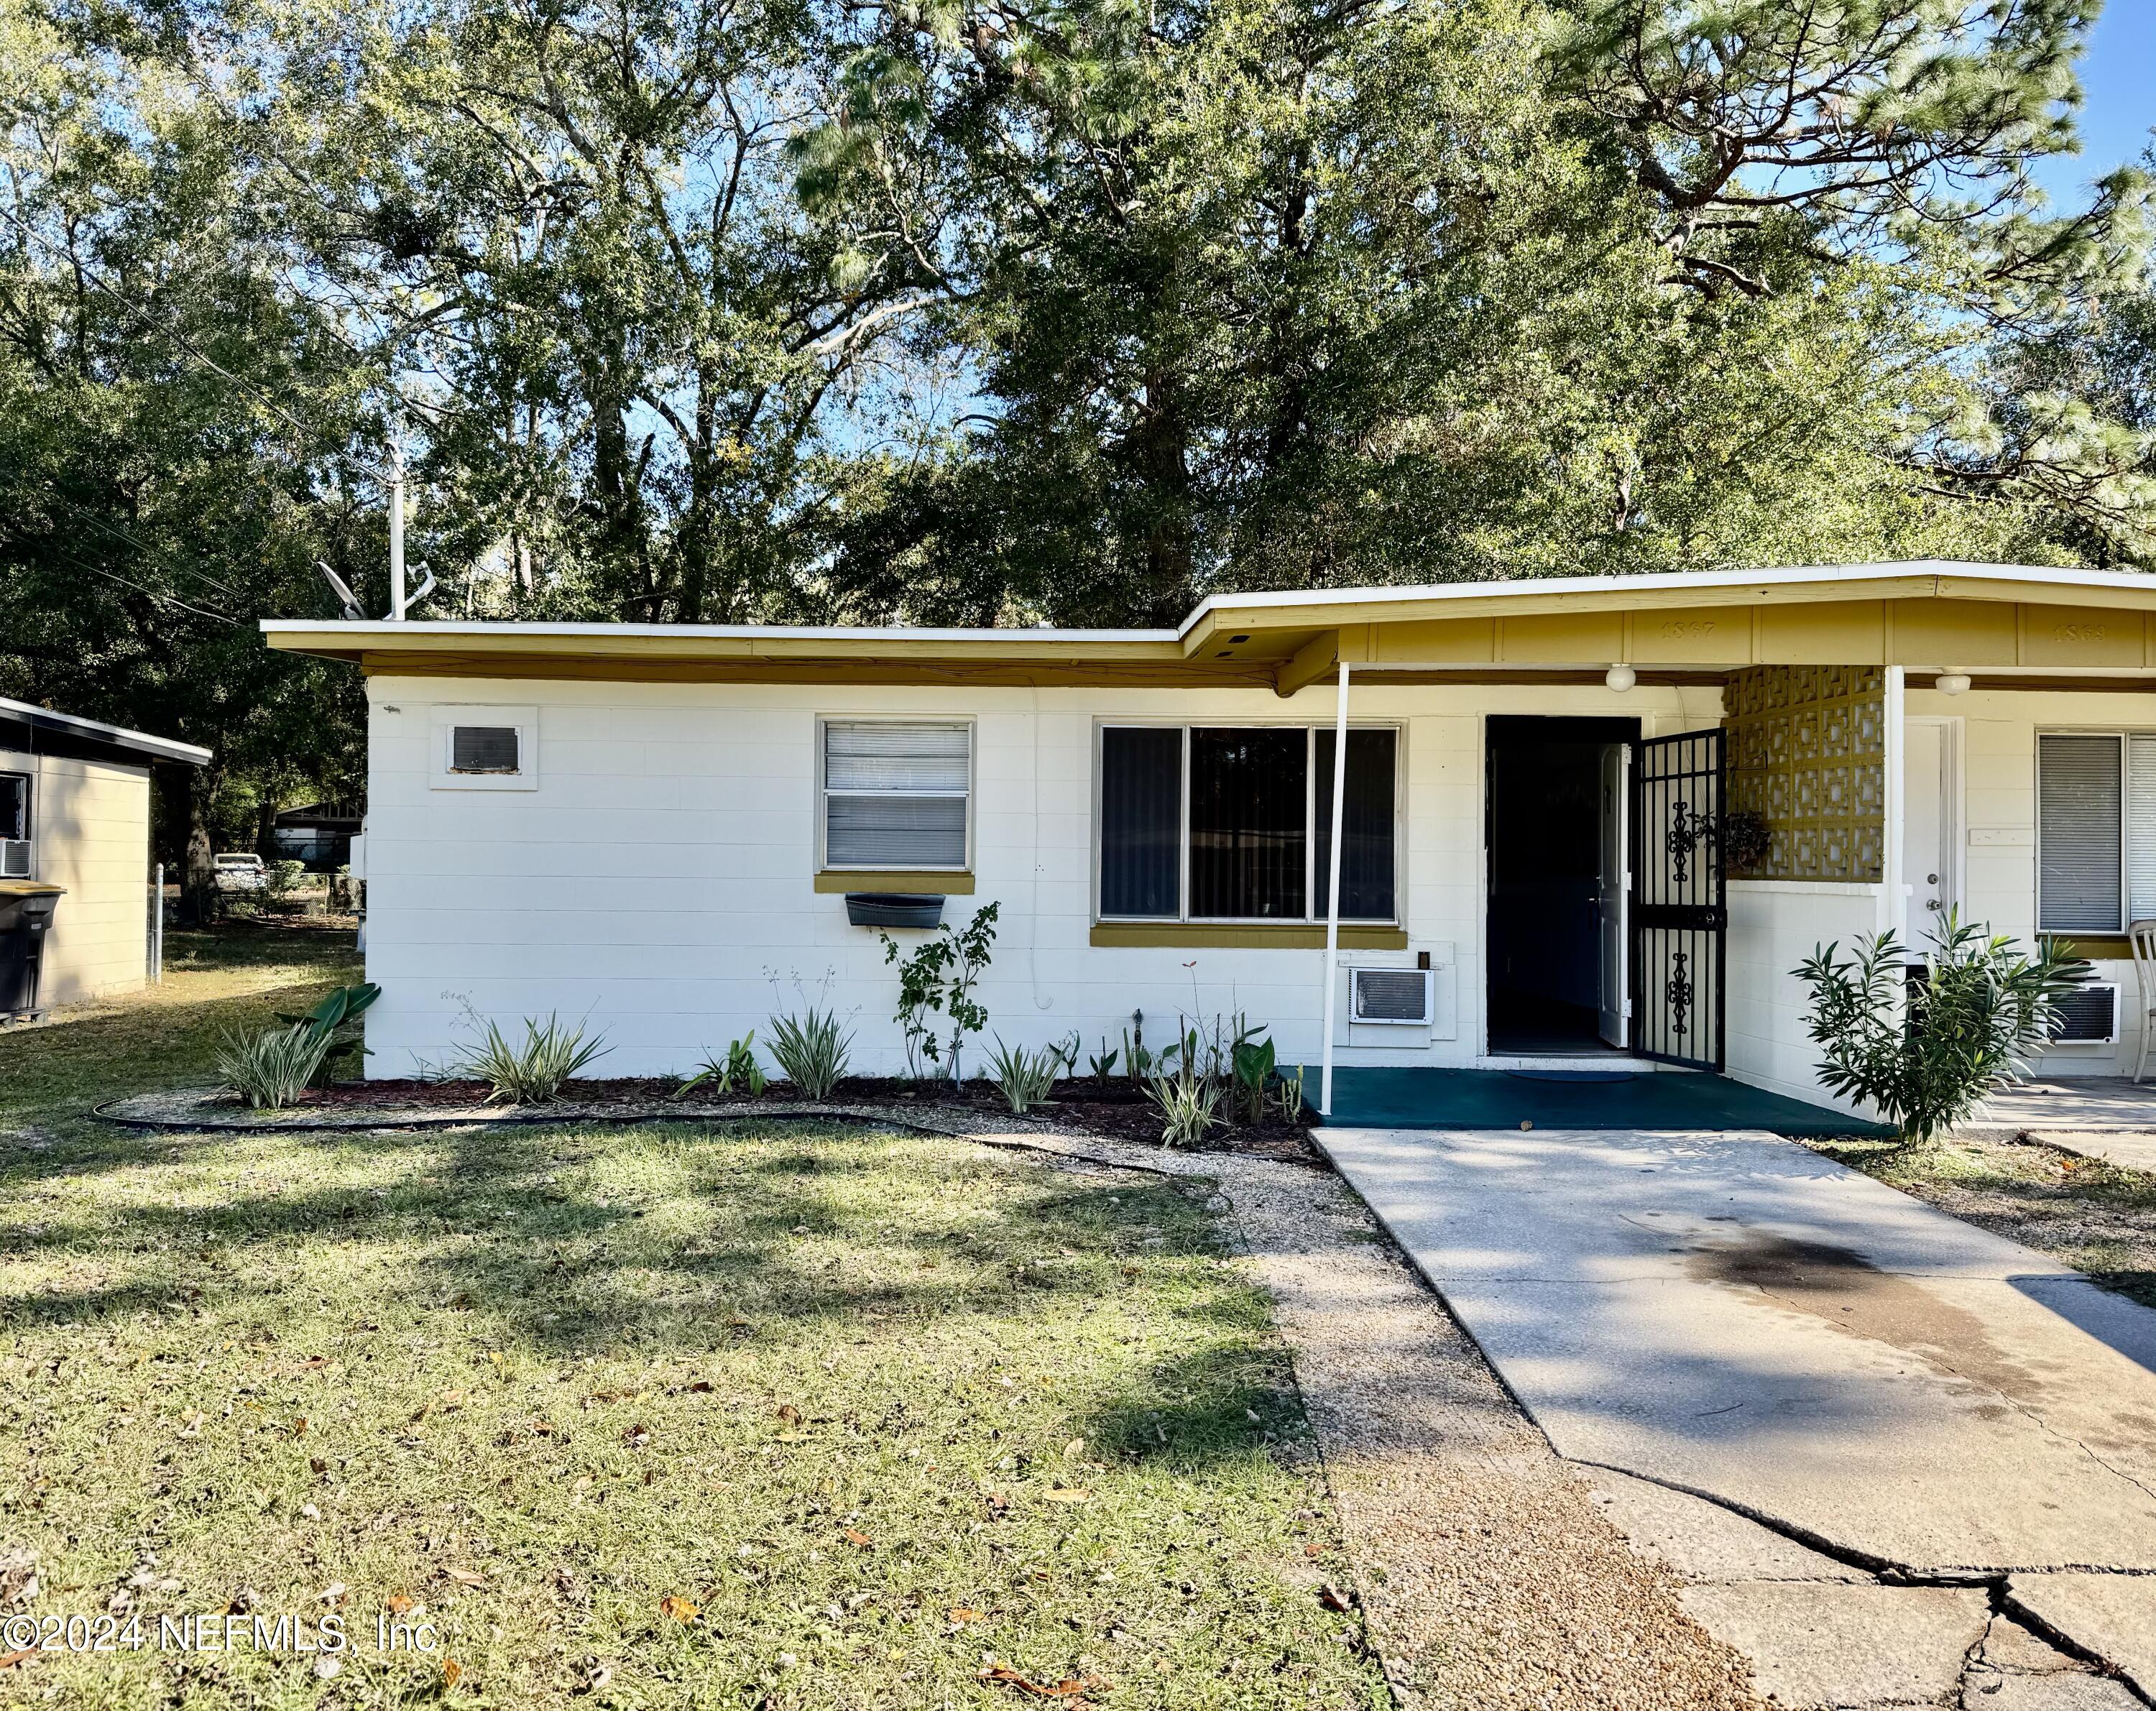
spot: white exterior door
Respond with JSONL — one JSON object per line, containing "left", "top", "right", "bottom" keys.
{"left": 1902, "top": 719, "right": 1953, "bottom": 936}
{"left": 1598, "top": 742, "right": 1629, "bottom": 1047}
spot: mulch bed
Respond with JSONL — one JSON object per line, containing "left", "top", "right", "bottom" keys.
{"left": 148, "top": 1076, "right": 1325, "bottom": 1164}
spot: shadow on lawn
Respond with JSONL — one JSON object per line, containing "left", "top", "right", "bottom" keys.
{"left": 0, "top": 1120, "right": 1235, "bottom": 1367}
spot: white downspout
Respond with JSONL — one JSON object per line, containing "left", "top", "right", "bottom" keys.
{"left": 1319, "top": 659, "right": 1351, "bottom": 1116}
{"left": 1882, "top": 665, "right": 1906, "bottom": 945}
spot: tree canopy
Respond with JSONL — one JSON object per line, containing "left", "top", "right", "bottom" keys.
{"left": 3, "top": 0, "right": 2152, "bottom": 846}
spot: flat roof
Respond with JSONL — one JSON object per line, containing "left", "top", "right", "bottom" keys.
{"left": 261, "top": 560, "right": 2156, "bottom": 692}
{"left": 0, "top": 697, "right": 212, "bottom": 765}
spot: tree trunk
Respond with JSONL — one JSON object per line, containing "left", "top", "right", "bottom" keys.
{"left": 181, "top": 769, "right": 218, "bottom": 926}
{"left": 254, "top": 793, "right": 280, "bottom": 861}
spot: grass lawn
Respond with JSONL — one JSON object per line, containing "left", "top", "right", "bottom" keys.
{"left": 0, "top": 931, "right": 1383, "bottom": 1709}
{"left": 1807, "top": 1133, "right": 2156, "bottom": 1310}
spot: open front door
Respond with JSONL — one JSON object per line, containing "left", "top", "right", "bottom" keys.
{"left": 1629, "top": 729, "right": 1726, "bottom": 1071}
{"left": 1598, "top": 743, "right": 1628, "bottom": 1047}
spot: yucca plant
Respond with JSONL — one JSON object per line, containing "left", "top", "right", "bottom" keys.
{"left": 217, "top": 1024, "right": 334, "bottom": 1110}
{"left": 985, "top": 1037, "right": 1062, "bottom": 1114}
{"left": 767, "top": 1007, "right": 852, "bottom": 1099}
{"left": 1146, "top": 1042, "right": 1225, "bottom": 1149}
{"left": 451, "top": 1013, "right": 612, "bottom": 1104}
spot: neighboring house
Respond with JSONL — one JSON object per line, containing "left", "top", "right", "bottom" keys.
{"left": 0, "top": 698, "right": 212, "bottom": 1006}
{"left": 273, "top": 801, "right": 361, "bottom": 869}
{"left": 262, "top": 561, "right": 2156, "bottom": 1115}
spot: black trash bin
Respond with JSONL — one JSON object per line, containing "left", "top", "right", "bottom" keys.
{"left": 0, "top": 883, "right": 65, "bottom": 1016}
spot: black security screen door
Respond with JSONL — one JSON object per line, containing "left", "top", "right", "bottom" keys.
{"left": 1630, "top": 730, "right": 1726, "bottom": 1071}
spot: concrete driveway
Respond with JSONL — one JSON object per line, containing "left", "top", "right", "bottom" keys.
{"left": 1317, "top": 1125, "right": 2156, "bottom": 1705}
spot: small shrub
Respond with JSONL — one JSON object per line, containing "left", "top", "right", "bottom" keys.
{"left": 275, "top": 982, "right": 381, "bottom": 1084}
{"left": 877, "top": 903, "right": 1000, "bottom": 1082}
{"left": 768, "top": 1007, "right": 852, "bottom": 1098}
{"left": 1274, "top": 1065, "right": 1307, "bottom": 1123}
{"left": 1795, "top": 910, "right": 2086, "bottom": 1144}
{"left": 452, "top": 1013, "right": 612, "bottom": 1104}
{"left": 1723, "top": 810, "right": 1771, "bottom": 876}
{"left": 217, "top": 1024, "right": 333, "bottom": 1109}
{"left": 267, "top": 858, "right": 306, "bottom": 895}
{"left": 985, "top": 1037, "right": 1062, "bottom": 1114}
{"left": 679, "top": 1034, "right": 768, "bottom": 1097}
{"left": 1087, "top": 1037, "right": 1120, "bottom": 1085}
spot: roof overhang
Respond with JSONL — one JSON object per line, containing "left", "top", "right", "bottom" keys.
{"left": 0, "top": 697, "right": 212, "bottom": 765}
{"left": 261, "top": 561, "right": 2156, "bottom": 696}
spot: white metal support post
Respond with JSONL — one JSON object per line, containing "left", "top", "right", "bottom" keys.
{"left": 1319, "top": 660, "right": 1352, "bottom": 1116}
{"left": 387, "top": 438, "right": 408, "bottom": 622}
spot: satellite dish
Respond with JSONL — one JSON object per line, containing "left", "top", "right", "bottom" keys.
{"left": 316, "top": 561, "right": 366, "bottom": 621}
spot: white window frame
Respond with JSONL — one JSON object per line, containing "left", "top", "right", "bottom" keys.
{"left": 428, "top": 705, "right": 540, "bottom": 792}
{"left": 2035, "top": 727, "right": 2153, "bottom": 934}
{"left": 1091, "top": 719, "right": 1405, "bottom": 926}
{"left": 816, "top": 716, "right": 976, "bottom": 874}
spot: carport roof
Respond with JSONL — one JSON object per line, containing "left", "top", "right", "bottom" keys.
{"left": 261, "top": 559, "right": 2156, "bottom": 693}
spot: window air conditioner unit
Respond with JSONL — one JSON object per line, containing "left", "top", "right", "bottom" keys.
{"left": 1350, "top": 967, "right": 1432, "bottom": 1026}
{"left": 0, "top": 839, "right": 29, "bottom": 880}
{"left": 2050, "top": 984, "right": 2119, "bottom": 1046}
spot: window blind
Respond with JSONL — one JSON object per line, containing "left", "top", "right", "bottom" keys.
{"left": 2039, "top": 733, "right": 2123, "bottom": 932}
{"left": 1189, "top": 728, "right": 1307, "bottom": 918}
{"left": 0, "top": 774, "right": 26, "bottom": 841}
{"left": 824, "top": 722, "right": 969, "bottom": 869}
{"left": 1316, "top": 729, "right": 1398, "bottom": 921}
{"left": 1100, "top": 727, "right": 1181, "bottom": 917}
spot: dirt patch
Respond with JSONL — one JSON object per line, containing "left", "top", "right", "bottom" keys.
{"left": 294, "top": 1075, "right": 1325, "bottom": 1163}
{"left": 1687, "top": 1231, "right": 2047, "bottom": 1407}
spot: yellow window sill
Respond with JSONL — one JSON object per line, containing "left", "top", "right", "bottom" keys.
{"left": 814, "top": 870, "right": 975, "bottom": 895}
{"left": 1089, "top": 922, "right": 1408, "bottom": 950}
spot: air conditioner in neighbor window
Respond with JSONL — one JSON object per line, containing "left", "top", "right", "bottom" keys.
{"left": 0, "top": 839, "right": 29, "bottom": 880}
{"left": 1350, "top": 967, "right": 1433, "bottom": 1026}
{"left": 2050, "top": 984, "right": 2120, "bottom": 1046}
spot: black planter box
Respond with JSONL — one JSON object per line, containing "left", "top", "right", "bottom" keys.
{"left": 844, "top": 893, "right": 946, "bottom": 929}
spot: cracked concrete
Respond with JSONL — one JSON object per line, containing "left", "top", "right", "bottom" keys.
{"left": 1315, "top": 1125, "right": 2156, "bottom": 1706}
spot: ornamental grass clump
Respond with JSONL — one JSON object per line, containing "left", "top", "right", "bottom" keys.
{"left": 1795, "top": 910, "right": 2087, "bottom": 1145}
{"left": 217, "top": 1023, "right": 335, "bottom": 1108}
{"left": 767, "top": 1006, "right": 852, "bottom": 1098}
{"left": 452, "top": 1013, "right": 611, "bottom": 1104}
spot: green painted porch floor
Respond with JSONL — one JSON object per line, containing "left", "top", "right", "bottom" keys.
{"left": 1318, "top": 1067, "right": 1893, "bottom": 1137}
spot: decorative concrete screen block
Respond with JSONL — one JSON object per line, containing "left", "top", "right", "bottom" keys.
{"left": 1724, "top": 665, "right": 1885, "bottom": 882}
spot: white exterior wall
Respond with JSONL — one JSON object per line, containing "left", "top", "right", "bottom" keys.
{"left": 361, "top": 675, "right": 1721, "bottom": 1080}
{"left": 1723, "top": 880, "right": 1887, "bottom": 1116}
{"left": 1, "top": 744, "right": 152, "bottom": 1005}
{"left": 1906, "top": 685, "right": 2156, "bottom": 1077}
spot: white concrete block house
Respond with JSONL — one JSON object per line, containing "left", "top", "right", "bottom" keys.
{"left": 263, "top": 562, "right": 2156, "bottom": 1117}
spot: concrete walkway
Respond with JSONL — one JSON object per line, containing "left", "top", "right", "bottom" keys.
{"left": 1317, "top": 1125, "right": 2156, "bottom": 1705}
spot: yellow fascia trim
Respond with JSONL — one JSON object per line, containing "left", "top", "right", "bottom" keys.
{"left": 1089, "top": 922, "right": 1408, "bottom": 949}
{"left": 815, "top": 870, "right": 975, "bottom": 895}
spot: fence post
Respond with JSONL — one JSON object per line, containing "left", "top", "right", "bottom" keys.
{"left": 151, "top": 862, "right": 165, "bottom": 983}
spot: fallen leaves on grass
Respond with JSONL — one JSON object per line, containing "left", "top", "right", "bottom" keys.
{"left": 385, "top": 1593, "right": 418, "bottom": 1615}
{"left": 842, "top": 1526, "right": 874, "bottom": 1549}
{"left": 1041, "top": 1490, "right": 1090, "bottom": 1504}
{"left": 0, "top": 1650, "right": 36, "bottom": 1671}
{"left": 949, "top": 1607, "right": 982, "bottom": 1625}
{"left": 441, "top": 1567, "right": 489, "bottom": 1589}
{"left": 1318, "top": 1583, "right": 1355, "bottom": 1613}
{"left": 979, "top": 1664, "right": 1100, "bottom": 1701}
{"left": 658, "top": 1595, "right": 698, "bottom": 1624}
{"left": 442, "top": 1656, "right": 464, "bottom": 1687}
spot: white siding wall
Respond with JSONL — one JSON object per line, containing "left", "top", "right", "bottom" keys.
{"left": 1724, "top": 880, "right": 1886, "bottom": 1115}
{"left": 361, "top": 675, "right": 1721, "bottom": 1080}
{"left": 1, "top": 745, "right": 152, "bottom": 1005}
{"left": 1908, "top": 686, "right": 2156, "bottom": 1076}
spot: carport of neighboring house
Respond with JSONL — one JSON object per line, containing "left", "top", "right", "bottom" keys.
{"left": 262, "top": 560, "right": 2156, "bottom": 1110}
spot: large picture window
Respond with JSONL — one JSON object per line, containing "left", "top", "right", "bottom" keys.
{"left": 1097, "top": 724, "right": 1398, "bottom": 922}
{"left": 2037, "top": 731, "right": 2156, "bottom": 932}
{"left": 822, "top": 720, "right": 972, "bottom": 871}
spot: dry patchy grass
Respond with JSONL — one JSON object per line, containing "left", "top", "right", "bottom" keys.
{"left": 1805, "top": 1133, "right": 2156, "bottom": 1309}
{"left": 0, "top": 934, "right": 1383, "bottom": 1710}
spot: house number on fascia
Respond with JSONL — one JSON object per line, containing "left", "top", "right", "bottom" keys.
{"left": 1660, "top": 621, "right": 1715, "bottom": 640}
{"left": 2052, "top": 624, "right": 2106, "bottom": 642}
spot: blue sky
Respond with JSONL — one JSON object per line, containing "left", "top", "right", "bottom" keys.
{"left": 2030, "top": 0, "right": 2156, "bottom": 204}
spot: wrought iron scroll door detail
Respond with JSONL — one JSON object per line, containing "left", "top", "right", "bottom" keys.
{"left": 1629, "top": 729, "right": 1727, "bottom": 1071}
